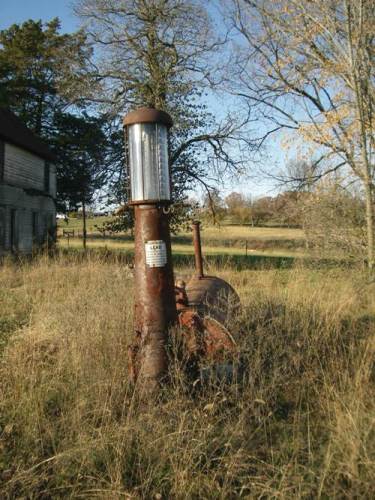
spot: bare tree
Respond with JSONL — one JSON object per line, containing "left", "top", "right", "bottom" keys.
{"left": 300, "top": 178, "right": 367, "bottom": 262}
{"left": 70, "top": 0, "right": 257, "bottom": 199}
{"left": 225, "top": 0, "right": 375, "bottom": 269}
{"left": 74, "top": 0, "right": 219, "bottom": 109}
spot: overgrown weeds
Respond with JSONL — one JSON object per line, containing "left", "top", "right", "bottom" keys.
{"left": 0, "top": 255, "right": 374, "bottom": 498}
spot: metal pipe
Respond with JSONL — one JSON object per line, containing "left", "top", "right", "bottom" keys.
{"left": 133, "top": 204, "right": 177, "bottom": 385}
{"left": 192, "top": 221, "right": 204, "bottom": 278}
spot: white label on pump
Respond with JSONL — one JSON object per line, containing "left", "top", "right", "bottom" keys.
{"left": 145, "top": 240, "right": 167, "bottom": 267}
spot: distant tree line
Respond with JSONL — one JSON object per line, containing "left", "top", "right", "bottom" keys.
{"left": 201, "top": 190, "right": 303, "bottom": 228}
{"left": 202, "top": 185, "right": 368, "bottom": 263}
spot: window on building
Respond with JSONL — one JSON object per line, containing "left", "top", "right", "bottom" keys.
{"left": 44, "top": 162, "right": 50, "bottom": 193}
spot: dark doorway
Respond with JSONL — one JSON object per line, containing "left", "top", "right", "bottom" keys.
{"left": 10, "top": 209, "right": 17, "bottom": 252}
{"left": 0, "top": 207, "right": 5, "bottom": 250}
{"left": 32, "top": 212, "right": 38, "bottom": 244}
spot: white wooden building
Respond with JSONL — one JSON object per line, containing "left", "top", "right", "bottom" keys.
{"left": 0, "top": 109, "right": 57, "bottom": 254}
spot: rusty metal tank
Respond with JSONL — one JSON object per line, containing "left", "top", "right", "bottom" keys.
{"left": 185, "top": 274, "right": 240, "bottom": 327}
{"left": 174, "top": 222, "right": 241, "bottom": 361}
{"left": 186, "top": 221, "right": 240, "bottom": 326}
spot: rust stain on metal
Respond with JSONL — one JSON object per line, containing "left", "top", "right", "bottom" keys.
{"left": 202, "top": 317, "right": 236, "bottom": 357}
{"left": 175, "top": 277, "right": 238, "bottom": 362}
{"left": 175, "top": 279, "right": 189, "bottom": 311}
{"left": 178, "top": 309, "right": 206, "bottom": 357}
{"left": 178, "top": 308, "right": 236, "bottom": 360}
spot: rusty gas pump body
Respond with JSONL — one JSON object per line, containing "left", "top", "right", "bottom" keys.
{"left": 129, "top": 219, "right": 240, "bottom": 382}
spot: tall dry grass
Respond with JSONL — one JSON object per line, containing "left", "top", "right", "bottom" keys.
{"left": 0, "top": 254, "right": 374, "bottom": 498}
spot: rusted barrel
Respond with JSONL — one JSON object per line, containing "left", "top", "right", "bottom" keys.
{"left": 185, "top": 275, "right": 240, "bottom": 327}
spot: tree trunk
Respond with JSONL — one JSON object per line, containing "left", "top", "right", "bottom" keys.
{"left": 346, "top": 1, "right": 374, "bottom": 270}
{"left": 82, "top": 199, "right": 87, "bottom": 250}
{"left": 364, "top": 182, "right": 374, "bottom": 271}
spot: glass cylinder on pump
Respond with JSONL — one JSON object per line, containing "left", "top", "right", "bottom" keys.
{"left": 125, "top": 108, "right": 173, "bottom": 205}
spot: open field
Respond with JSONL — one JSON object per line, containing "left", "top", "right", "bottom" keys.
{"left": 57, "top": 237, "right": 306, "bottom": 259}
{"left": 1, "top": 254, "right": 374, "bottom": 498}
{"left": 58, "top": 216, "right": 304, "bottom": 241}
{"left": 191, "top": 224, "right": 304, "bottom": 241}
{"left": 58, "top": 218, "right": 306, "bottom": 258}
{"left": 57, "top": 215, "right": 113, "bottom": 234}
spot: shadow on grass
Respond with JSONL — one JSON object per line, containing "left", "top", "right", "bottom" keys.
{"left": 62, "top": 233, "right": 305, "bottom": 251}
{"left": 56, "top": 247, "right": 298, "bottom": 269}
{"left": 174, "top": 253, "right": 297, "bottom": 270}
{"left": 2, "top": 246, "right": 358, "bottom": 271}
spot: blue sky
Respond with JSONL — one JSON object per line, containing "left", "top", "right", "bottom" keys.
{"left": 0, "top": 0, "right": 280, "bottom": 199}
{"left": 0, "top": 0, "right": 77, "bottom": 32}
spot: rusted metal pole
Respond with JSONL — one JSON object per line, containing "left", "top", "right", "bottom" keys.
{"left": 133, "top": 205, "right": 177, "bottom": 385}
{"left": 192, "top": 221, "right": 204, "bottom": 278}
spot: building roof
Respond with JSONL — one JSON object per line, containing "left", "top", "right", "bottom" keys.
{"left": 0, "top": 108, "right": 56, "bottom": 161}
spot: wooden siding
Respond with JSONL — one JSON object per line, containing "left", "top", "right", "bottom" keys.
{"left": 0, "top": 141, "right": 57, "bottom": 254}
{"left": 4, "top": 143, "right": 45, "bottom": 191}
{"left": 3, "top": 142, "right": 57, "bottom": 197}
{"left": 4, "top": 143, "right": 56, "bottom": 195}
{"left": 0, "top": 186, "right": 55, "bottom": 253}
